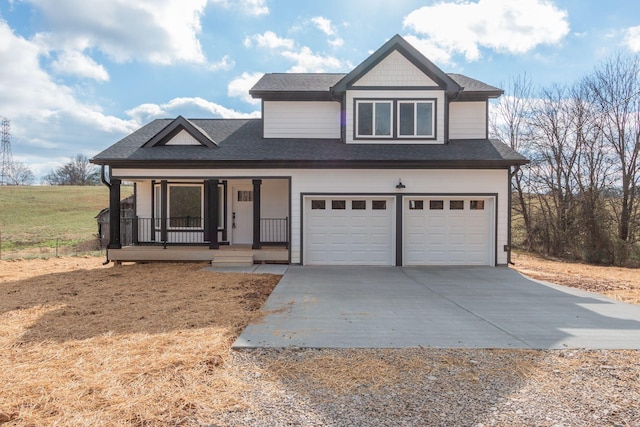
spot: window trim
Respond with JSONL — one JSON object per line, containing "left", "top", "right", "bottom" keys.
{"left": 397, "top": 100, "right": 436, "bottom": 139}
{"left": 354, "top": 98, "right": 437, "bottom": 141}
{"left": 355, "top": 99, "right": 393, "bottom": 138}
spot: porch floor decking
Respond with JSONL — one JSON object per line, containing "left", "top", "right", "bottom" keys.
{"left": 107, "top": 245, "right": 289, "bottom": 263}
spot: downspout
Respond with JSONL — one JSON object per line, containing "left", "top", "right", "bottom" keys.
{"left": 507, "top": 164, "right": 521, "bottom": 265}
{"left": 100, "top": 165, "right": 112, "bottom": 265}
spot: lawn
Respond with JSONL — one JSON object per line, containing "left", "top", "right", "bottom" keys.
{"left": 1, "top": 255, "right": 639, "bottom": 426}
{"left": 0, "top": 186, "right": 132, "bottom": 255}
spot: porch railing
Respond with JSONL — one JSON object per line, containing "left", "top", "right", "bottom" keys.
{"left": 260, "top": 217, "right": 288, "bottom": 246}
{"left": 111, "top": 217, "right": 289, "bottom": 246}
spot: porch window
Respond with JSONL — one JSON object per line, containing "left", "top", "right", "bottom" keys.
{"left": 169, "top": 185, "right": 203, "bottom": 228}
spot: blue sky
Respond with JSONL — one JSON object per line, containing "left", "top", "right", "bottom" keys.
{"left": 0, "top": 0, "right": 639, "bottom": 179}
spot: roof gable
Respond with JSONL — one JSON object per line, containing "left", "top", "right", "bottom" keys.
{"left": 142, "top": 116, "right": 217, "bottom": 148}
{"left": 352, "top": 50, "right": 438, "bottom": 87}
{"left": 331, "top": 34, "right": 461, "bottom": 95}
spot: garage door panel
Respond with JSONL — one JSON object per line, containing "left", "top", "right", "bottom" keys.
{"left": 305, "top": 197, "right": 394, "bottom": 265}
{"left": 404, "top": 197, "right": 493, "bottom": 266}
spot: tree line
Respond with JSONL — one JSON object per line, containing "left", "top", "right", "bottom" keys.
{"left": 492, "top": 53, "right": 640, "bottom": 266}
{"left": 1, "top": 154, "right": 100, "bottom": 186}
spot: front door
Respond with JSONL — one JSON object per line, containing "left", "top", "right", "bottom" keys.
{"left": 232, "top": 186, "right": 253, "bottom": 244}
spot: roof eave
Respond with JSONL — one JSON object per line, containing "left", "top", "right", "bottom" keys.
{"left": 95, "top": 158, "right": 529, "bottom": 170}
{"left": 250, "top": 91, "right": 335, "bottom": 101}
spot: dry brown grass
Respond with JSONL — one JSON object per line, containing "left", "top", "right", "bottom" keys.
{"left": 2, "top": 254, "right": 640, "bottom": 426}
{"left": 0, "top": 257, "right": 280, "bottom": 426}
{"left": 512, "top": 251, "right": 640, "bottom": 305}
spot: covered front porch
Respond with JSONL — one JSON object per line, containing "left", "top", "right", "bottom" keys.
{"left": 104, "top": 176, "right": 290, "bottom": 263}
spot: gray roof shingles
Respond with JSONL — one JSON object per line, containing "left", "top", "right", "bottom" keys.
{"left": 250, "top": 73, "right": 501, "bottom": 94}
{"left": 92, "top": 118, "right": 528, "bottom": 166}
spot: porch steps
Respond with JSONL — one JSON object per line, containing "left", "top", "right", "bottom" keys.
{"left": 211, "top": 251, "right": 254, "bottom": 267}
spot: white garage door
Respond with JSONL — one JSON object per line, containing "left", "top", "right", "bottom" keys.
{"left": 404, "top": 197, "right": 493, "bottom": 266}
{"left": 304, "top": 197, "right": 394, "bottom": 265}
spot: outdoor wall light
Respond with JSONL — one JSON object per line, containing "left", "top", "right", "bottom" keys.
{"left": 396, "top": 179, "right": 406, "bottom": 189}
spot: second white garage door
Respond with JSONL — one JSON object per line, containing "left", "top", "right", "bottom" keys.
{"left": 404, "top": 197, "right": 494, "bottom": 266}
{"left": 304, "top": 196, "right": 394, "bottom": 265}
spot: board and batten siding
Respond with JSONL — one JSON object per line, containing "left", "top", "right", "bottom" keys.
{"left": 113, "top": 168, "right": 510, "bottom": 265}
{"left": 448, "top": 101, "right": 487, "bottom": 139}
{"left": 263, "top": 101, "right": 340, "bottom": 139}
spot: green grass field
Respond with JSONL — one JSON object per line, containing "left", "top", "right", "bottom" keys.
{"left": 0, "top": 185, "right": 132, "bottom": 252}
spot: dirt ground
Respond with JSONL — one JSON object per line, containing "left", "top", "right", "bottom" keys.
{"left": 512, "top": 251, "right": 640, "bottom": 305}
{"left": 0, "top": 255, "right": 639, "bottom": 426}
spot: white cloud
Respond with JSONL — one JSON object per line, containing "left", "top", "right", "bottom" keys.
{"left": 624, "top": 26, "right": 640, "bottom": 52}
{"left": 208, "top": 54, "right": 235, "bottom": 71}
{"left": 239, "top": 0, "right": 269, "bottom": 16}
{"left": 244, "top": 31, "right": 294, "bottom": 49}
{"left": 282, "top": 46, "right": 344, "bottom": 72}
{"left": 403, "top": 35, "right": 455, "bottom": 66}
{"left": 0, "top": 20, "right": 138, "bottom": 178}
{"left": 311, "top": 16, "right": 335, "bottom": 36}
{"left": 329, "top": 38, "right": 344, "bottom": 48}
{"left": 227, "top": 72, "right": 264, "bottom": 105}
{"left": 244, "top": 30, "right": 348, "bottom": 72}
{"left": 126, "top": 97, "right": 260, "bottom": 122}
{"left": 403, "top": 0, "right": 570, "bottom": 61}
{"left": 22, "top": 0, "right": 209, "bottom": 65}
{"left": 50, "top": 50, "right": 110, "bottom": 81}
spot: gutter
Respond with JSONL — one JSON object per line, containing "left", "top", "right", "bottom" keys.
{"left": 99, "top": 165, "right": 111, "bottom": 265}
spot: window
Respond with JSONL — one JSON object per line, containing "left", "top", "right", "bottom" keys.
{"left": 450, "top": 200, "right": 464, "bottom": 210}
{"left": 355, "top": 99, "right": 436, "bottom": 139}
{"left": 372, "top": 200, "right": 387, "bottom": 210}
{"left": 311, "top": 200, "right": 326, "bottom": 210}
{"left": 352, "top": 200, "right": 366, "bottom": 210}
{"left": 332, "top": 200, "right": 346, "bottom": 210}
{"left": 356, "top": 101, "right": 392, "bottom": 137}
{"left": 169, "top": 185, "right": 202, "bottom": 228}
{"left": 429, "top": 200, "right": 444, "bottom": 210}
{"left": 409, "top": 200, "right": 424, "bottom": 210}
{"left": 398, "top": 101, "right": 434, "bottom": 138}
{"left": 237, "top": 190, "right": 253, "bottom": 202}
{"left": 470, "top": 200, "right": 485, "bottom": 210}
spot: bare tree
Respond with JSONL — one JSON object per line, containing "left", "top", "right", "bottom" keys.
{"left": 570, "top": 80, "right": 615, "bottom": 263}
{"left": 528, "top": 85, "right": 581, "bottom": 257}
{"left": 42, "top": 154, "right": 100, "bottom": 185}
{"left": 586, "top": 53, "right": 640, "bottom": 247}
{"left": 6, "top": 161, "right": 35, "bottom": 185}
{"left": 490, "top": 73, "right": 535, "bottom": 247}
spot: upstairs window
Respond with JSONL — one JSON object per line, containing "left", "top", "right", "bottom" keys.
{"left": 356, "top": 101, "right": 392, "bottom": 137}
{"left": 355, "top": 98, "right": 436, "bottom": 140}
{"left": 398, "top": 101, "right": 435, "bottom": 138}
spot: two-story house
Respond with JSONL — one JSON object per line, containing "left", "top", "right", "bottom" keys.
{"left": 91, "top": 34, "right": 528, "bottom": 266}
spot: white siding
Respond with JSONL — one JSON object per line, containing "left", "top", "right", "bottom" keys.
{"left": 165, "top": 129, "right": 202, "bottom": 145}
{"left": 263, "top": 101, "right": 340, "bottom": 139}
{"left": 449, "top": 101, "right": 487, "bottom": 139}
{"left": 135, "top": 180, "right": 152, "bottom": 217}
{"left": 352, "top": 50, "right": 438, "bottom": 87}
{"left": 114, "top": 168, "right": 510, "bottom": 265}
{"left": 345, "top": 90, "right": 446, "bottom": 144}
{"left": 260, "top": 179, "right": 289, "bottom": 218}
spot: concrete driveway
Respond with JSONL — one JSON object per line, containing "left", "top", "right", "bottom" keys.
{"left": 234, "top": 266, "right": 640, "bottom": 349}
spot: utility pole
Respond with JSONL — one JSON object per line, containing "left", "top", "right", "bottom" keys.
{"left": 0, "top": 116, "right": 13, "bottom": 185}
